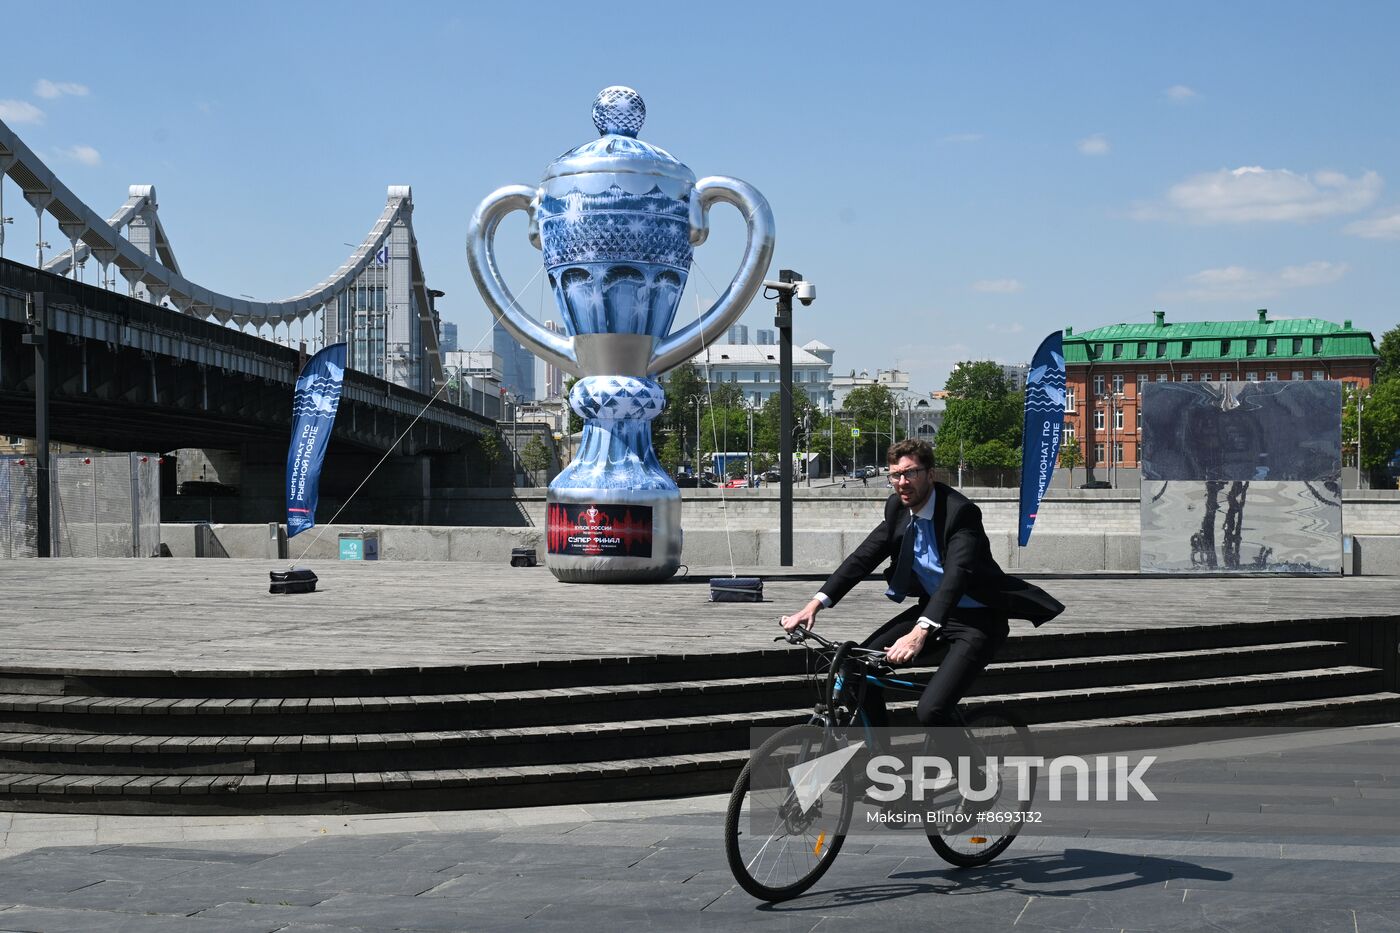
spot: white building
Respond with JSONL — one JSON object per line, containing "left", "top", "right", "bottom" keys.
{"left": 831, "top": 367, "right": 912, "bottom": 411}
{"left": 999, "top": 362, "right": 1030, "bottom": 392}
{"left": 543, "top": 320, "right": 566, "bottom": 399}
{"left": 694, "top": 340, "right": 835, "bottom": 410}
{"left": 442, "top": 350, "right": 504, "bottom": 419}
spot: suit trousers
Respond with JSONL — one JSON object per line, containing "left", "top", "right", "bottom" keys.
{"left": 857, "top": 604, "right": 1010, "bottom": 730}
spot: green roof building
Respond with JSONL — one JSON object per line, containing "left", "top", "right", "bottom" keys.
{"left": 1063, "top": 309, "right": 1378, "bottom": 472}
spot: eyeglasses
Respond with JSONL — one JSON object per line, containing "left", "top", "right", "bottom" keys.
{"left": 887, "top": 467, "right": 928, "bottom": 486}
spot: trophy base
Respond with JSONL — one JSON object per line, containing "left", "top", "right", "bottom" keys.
{"left": 544, "top": 486, "right": 680, "bottom": 584}
{"left": 550, "top": 560, "right": 679, "bottom": 584}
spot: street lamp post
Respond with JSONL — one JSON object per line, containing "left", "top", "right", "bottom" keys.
{"left": 762, "top": 269, "right": 815, "bottom": 566}
{"left": 1359, "top": 389, "right": 1365, "bottom": 489}
{"left": 686, "top": 393, "right": 707, "bottom": 476}
{"left": 1348, "top": 384, "right": 1371, "bottom": 489}
{"left": 803, "top": 414, "right": 811, "bottom": 488}
{"left": 747, "top": 406, "right": 754, "bottom": 486}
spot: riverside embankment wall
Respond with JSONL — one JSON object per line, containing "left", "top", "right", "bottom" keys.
{"left": 161, "top": 488, "right": 1400, "bottom": 574}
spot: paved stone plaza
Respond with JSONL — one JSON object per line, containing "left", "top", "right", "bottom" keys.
{"left": 0, "top": 750, "right": 1398, "bottom": 933}
{"left": 0, "top": 560, "right": 1397, "bottom": 671}
{"left": 0, "top": 560, "right": 1396, "bottom": 930}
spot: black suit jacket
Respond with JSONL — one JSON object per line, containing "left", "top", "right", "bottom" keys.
{"left": 819, "top": 483, "right": 1064, "bottom": 627}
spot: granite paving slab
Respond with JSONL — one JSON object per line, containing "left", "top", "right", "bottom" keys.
{"left": 0, "top": 560, "right": 1394, "bottom": 672}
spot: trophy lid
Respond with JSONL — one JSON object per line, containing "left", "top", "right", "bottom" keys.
{"left": 542, "top": 87, "right": 695, "bottom": 196}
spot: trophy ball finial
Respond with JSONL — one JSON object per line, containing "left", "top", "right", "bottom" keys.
{"left": 592, "top": 86, "right": 646, "bottom": 138}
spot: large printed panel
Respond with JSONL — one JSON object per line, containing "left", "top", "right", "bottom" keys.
{"left": 1140, "top": 480, "right": 1343, "bottom": 573}
{"left": 1140, "top": 381, "right": 1342, "bottom": 574}
{"left": 1140, "top": 381, "right": 1341, "bottom": 481}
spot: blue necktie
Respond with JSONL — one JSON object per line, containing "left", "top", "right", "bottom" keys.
{"left": 888, "top": 513, "right": 917, "bottom": 601}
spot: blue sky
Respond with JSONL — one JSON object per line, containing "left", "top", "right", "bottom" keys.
{"left": 4, "top": 1, "right": 1398, "bottom": 394}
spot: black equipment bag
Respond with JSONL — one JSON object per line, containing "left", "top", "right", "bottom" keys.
{"left": 269, "top": 568, "right": 318, "bottom": 595}
{"left": 709, "top": 576, "right": 764, "bottom": 602}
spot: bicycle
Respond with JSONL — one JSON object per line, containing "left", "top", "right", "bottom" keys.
{"left": 724, "top": 624, "right": 1037, "bottom": 902}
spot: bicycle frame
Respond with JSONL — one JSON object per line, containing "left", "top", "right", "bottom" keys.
{"left": 787, "top": 627, "right": 969, "bottom": 751}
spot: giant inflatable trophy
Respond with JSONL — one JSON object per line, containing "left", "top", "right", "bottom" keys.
{"left": 467, "top": 87, "right": 775, "bottom": 582}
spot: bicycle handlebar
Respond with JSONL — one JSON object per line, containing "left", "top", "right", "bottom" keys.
{"left": 775, "top": 622, "right": 944, "bottom": 655}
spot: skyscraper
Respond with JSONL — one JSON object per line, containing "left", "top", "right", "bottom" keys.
{"left": 440, "top": 322, "right": 458, "bottom": 353}
{"left": 493, "top": 319, "right": 536, "bottom": 401}
{"left": 544, "top": 320, "right": 566, "bottom": 399}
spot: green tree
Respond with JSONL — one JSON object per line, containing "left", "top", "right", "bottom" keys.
{"left": 698, "top": 404, "right": 748, "bottom": 462}
{"left": 1377, "top": 323, "right": 1400, "bottom": 383}
{"left": 756, "top": 391, "right": 820, "bottom": 460}
{"left": 936, "top": 394, "right": 1022, "bottom": 471}
{"left": 842, "top": 384, "right": 901, "bottom": 464}
{"left": 945, "top": 361, "right": 1012, "bottom": 401}
{"left": 708, "top": 382, "right": 745, "bottom": 410}
{"left": 1059, "top": 435, "right": 1084, "bottom": 487}
{"left": 658, "top": 361, "right": 708, "bottom": 451}
{"left": 478, "top": 431, "right": 502, "bottom": 465}
{"left": 657, "top": 430, "right": 684, "bottom": 475}
{"left": 562, "top": 377, "right": 583, "bottom": 434}
{"left": 519, "top": 434, "right": 551, "bottom": 475}
{"left": 967, "top": 439, "right": 1019, "bottom": 471}
{"left": 843, "top": 384, "right": 898, "bottom": 427}
{"left": 1348, "top": 378, "right": 1400, "bottom": 480}
{"left": 935, "top": 360, "right": 1022, "bottom": 474}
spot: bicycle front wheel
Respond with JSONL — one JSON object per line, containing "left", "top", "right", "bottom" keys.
{"left": 927, "top": 706, "right": 1037, "bottom": 868}
{"left": 724, "top": 723, "right": 857, "bottom": 902}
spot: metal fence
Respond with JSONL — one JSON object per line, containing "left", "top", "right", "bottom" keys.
{"left": 0, "top": 458, "right": 38, "bottom": 559}
{"left": 0, "top": 452, "right": 162, "bottom": 559}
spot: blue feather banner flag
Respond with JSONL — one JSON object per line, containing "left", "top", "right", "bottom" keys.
{"left": 286, "top": 343, "right": 347, "bottom": 537}
{"left": 1018, "top": 332, "right": 1067, "bottom": 547}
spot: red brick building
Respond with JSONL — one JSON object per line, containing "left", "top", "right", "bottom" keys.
{"left": 1063, "top": 309, "right": 1379, "bottom": 471}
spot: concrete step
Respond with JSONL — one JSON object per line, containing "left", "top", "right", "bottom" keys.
{"left": 0, "top": 640, "right": 1352, "bottom": 736}
{"left": 0, "top": 618, "right": 1366, "bottom": 698}
{"left": 3, "top": 691, "right": 1398, "bottom": 814}
{"left": 0, "top": 665, "right": 1381, "bottom": 775}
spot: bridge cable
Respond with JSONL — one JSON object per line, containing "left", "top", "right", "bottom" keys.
{"left": 290, "top": 261, "right": 548, "bottom": 566}
{"left": 288, "top": 368, "right": 460, "bottom": 566}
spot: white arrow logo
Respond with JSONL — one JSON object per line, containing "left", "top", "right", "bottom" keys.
{"left": 788, "top": 741, "right": 865, "bottom": 814}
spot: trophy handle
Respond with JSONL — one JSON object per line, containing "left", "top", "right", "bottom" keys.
{"left": 466, "top": 185, "right": 580, "bottom": 377}
{"left": 649, "top": 176, "right": 775, "bottom": 376}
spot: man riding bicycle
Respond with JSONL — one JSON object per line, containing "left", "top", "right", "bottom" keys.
{"left": 781, "top": 439, "right": 1063, "bottom": 734}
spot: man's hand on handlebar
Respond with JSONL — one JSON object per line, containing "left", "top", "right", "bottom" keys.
{"left": 884, "top": 626, "right": 928, "bottom": 664}
{"left": 780, "top": 598, "right": 824, "bottom": 633}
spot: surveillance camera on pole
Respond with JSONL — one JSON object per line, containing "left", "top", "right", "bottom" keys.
{"left": 762, "top": 270, "right": 815, "bottom": 566}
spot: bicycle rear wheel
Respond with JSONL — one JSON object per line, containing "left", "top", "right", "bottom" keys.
{"left": 927, "top": 706, "right": 1037, "bottom": 868}
{"left": 724, "top": 723, "right": 857, "bottom": 902}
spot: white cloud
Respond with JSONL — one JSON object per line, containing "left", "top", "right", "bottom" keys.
{"left": 1174, "top": 261, "right": 1349, "bottom": 302}
{"left": 971, "top": 278, "right": 1024, "bottom": 293}
{"left": 1278, "top": 260, "right": 1348, "bottom": 287}
{"left": 0, "top": 100, "right": 44, "bottom": 124}
{"left": 1142, "top": 166, "right": 1381, "bottom": 223}
{"left": 941, "top": 132, "right": 983, "bottom": 144}
{"left": 58, "top": 145, "right": 102, "bottom": 167}
{"left": 33, "top": 79, "right": 89, "bottom": 100}
{"left": 1077, "top": 134, "right": 1110, "bottom": 156}
{"left": 1165, "top": 84, "right": 1197, "bottom": 102}
{"left": 1344, "top": 208, "right": 1400, "bottom": 239}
